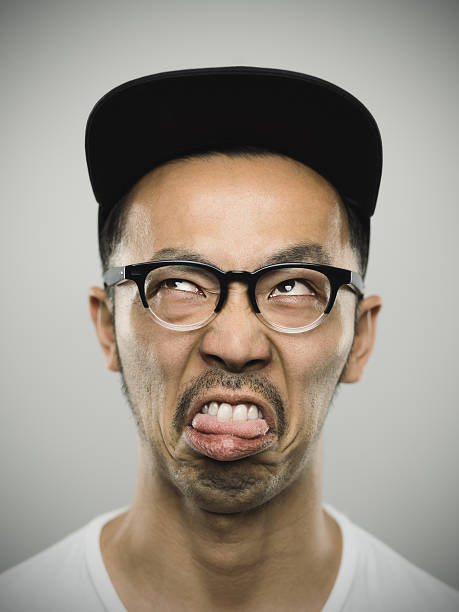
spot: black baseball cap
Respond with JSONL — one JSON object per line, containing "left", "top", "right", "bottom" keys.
{"left": 85, "top": 66, "right": 383, "bottom": 236}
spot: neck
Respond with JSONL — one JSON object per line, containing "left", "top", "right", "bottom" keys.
{"left": 101, "top": 436, "right": 342, "bottom": 611}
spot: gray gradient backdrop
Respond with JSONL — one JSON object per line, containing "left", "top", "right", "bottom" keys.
{"left": 1, "top": 0, "right": 458, "bottom": 591}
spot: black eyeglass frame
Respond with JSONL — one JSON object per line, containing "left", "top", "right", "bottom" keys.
{"left": 104, "top": 260, "right": 364, "bottom": 332}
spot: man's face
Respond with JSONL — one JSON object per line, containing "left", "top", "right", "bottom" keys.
{"left": 107, "top": 154, "right": 361, "bottom": 513}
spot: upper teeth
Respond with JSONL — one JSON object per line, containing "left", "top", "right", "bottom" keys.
{"left": 202, "top": 401, "right": 264, "bottom": 422}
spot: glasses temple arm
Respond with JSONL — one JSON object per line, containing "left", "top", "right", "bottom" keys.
{"left": 348, "top": 271, "right": 364, "bottom": 297}
{"left": 103, "top": 266, "right": 126, "bottom": 289}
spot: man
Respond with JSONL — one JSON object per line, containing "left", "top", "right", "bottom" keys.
{"left": 1, "top": 67, "right": 458, "bottom": 611}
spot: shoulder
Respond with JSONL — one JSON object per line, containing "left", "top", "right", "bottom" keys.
{"left": 332, "top": 506, "right": 459, "bottom": 612}
{"left": 0, "top": 517, "right": 104, "bottom": 612}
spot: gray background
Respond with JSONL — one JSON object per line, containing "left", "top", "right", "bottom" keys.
{"left": 1, "top": 0, "right": 458, "bottom": 591}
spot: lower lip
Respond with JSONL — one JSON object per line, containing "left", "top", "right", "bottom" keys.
{"left": 184, "top": 425, "right": 277, "bottom": 461}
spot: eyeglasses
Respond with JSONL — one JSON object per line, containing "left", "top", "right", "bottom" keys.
{"left": 104, "top": 260, "right": 364, "bottom": 334}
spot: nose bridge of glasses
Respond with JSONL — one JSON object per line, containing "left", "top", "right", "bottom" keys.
{"left": 214, "top": 270, "right": 260, "bottom": 314}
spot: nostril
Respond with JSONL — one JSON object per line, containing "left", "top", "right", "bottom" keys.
{"left": 205, "top": 354, "right": 226, "bottom": 367}
{"left": 246, "top": 358, "right": 266, "bottom": 370}
{"left": 202, "top": 353, "right": 267, "bottom": 373}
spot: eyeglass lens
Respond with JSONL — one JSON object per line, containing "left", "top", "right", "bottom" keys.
{"left": 144, "top": 265, "right": 331, "bottom": 329}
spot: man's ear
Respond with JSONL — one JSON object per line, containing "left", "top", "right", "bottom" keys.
{"left": 340, "top": 294, "right": 382, "bottom": 384}
{"left": 89, "top": 286, "right": 120, "bottom": 372}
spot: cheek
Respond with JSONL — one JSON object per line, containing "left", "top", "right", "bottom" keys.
{"left": 278, "top": 312, "right": 354, "bottom": 443}
{"left": 117, "top": 291, "right": 190, "bottom": 369}
{"left": 115, "top": 296, "right": 196, "bottom": 421}
{"left": 282, "top": 305, "right": 355, "bottom": 394}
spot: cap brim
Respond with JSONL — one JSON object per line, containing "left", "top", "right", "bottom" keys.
{"left": 85, "top": 66, "right": 382, "bottom": 232}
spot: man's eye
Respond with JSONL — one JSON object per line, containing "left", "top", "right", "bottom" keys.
{"left": 160, "top": 278, "right": 203, "bottom": 293}
{"left": 269, "top": 279, "right": 315, "bottom": 297}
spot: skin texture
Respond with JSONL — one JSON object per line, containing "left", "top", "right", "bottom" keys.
{"left": 89, "top": 154, "right": 381, "bottom": 611}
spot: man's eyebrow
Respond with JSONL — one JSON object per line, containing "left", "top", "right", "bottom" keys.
{"left": 261, "top": 243, "right": 332, "bottom": 267}
{"left": 147, "top": 247, "right": 215, "bottom": 266}
{"left": 147, "top": 243, "right": 332, "bottom": 269}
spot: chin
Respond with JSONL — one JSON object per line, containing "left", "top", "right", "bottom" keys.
{"left": 170, "top": 460, "right": 283, "bottom": 513}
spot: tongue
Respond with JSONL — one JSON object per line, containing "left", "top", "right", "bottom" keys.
{"left": 191, "top": 413, "right": 269, "bottom": 439}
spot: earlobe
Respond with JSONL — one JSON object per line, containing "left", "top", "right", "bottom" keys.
{"left": 340, "top": 295, "right": 382, "bottom": 384}
{"left": 88, "top": 286, "right": 120, "bottom": 372}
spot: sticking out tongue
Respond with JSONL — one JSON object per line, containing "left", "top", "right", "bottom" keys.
{"left": 191, "top": 413, "right": 269, "bottom": 439}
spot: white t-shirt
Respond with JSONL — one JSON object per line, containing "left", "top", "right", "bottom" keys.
{"left": 1, "top": 503, "right": 458, "bottom": 612}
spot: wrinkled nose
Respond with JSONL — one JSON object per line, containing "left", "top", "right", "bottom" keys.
{"left": 198, "top": 286, "right": 272, "bottom": 373}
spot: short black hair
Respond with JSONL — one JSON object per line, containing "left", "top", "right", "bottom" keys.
{"left": 98, "top": 145, "right": 370, "bottom": 281}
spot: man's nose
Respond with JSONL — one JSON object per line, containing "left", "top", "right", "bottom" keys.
{"left": 198, "top": 286, "right": 272, "bottom": 373}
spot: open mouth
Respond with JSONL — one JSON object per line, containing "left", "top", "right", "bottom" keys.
{"left": 184, "top": 398, "right": 278, "bottom": 461}
{"left": 187, "top": 397, "right": 277, "bottom": 432}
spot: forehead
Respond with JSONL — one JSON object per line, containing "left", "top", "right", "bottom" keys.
{"left": 118, "top": 154, "right": 355, "bottom": 270}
